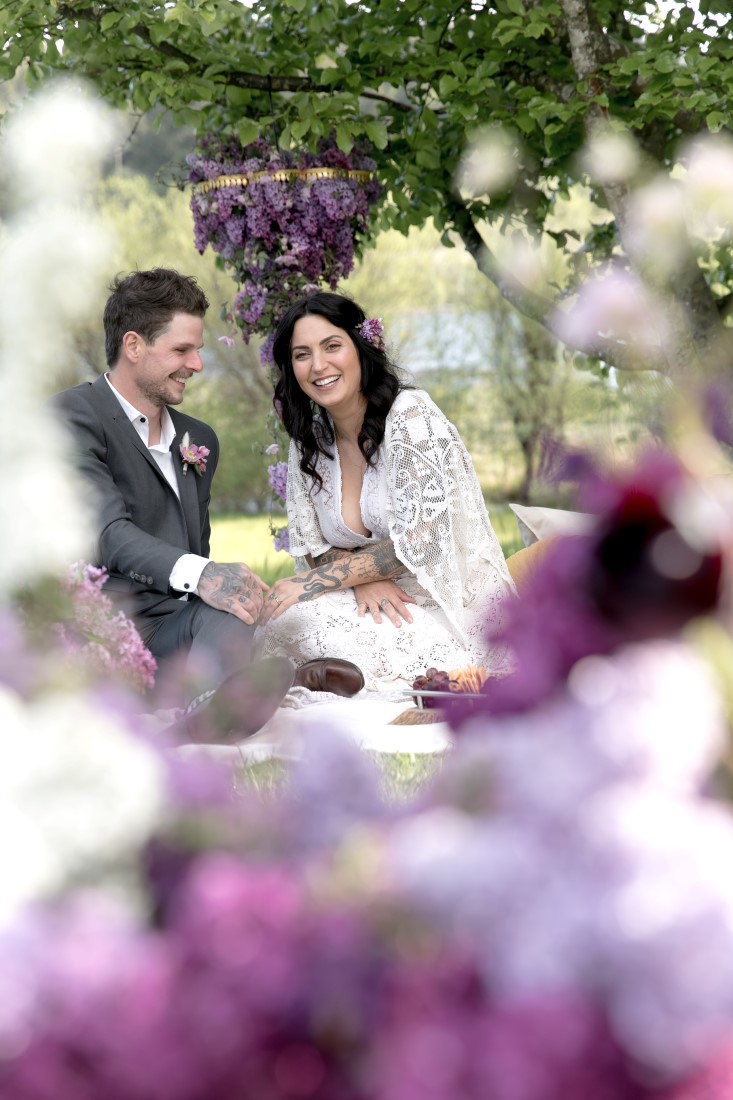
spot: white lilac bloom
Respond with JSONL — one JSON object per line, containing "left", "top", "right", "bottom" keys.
{"left": 0, "top": 686, "right": 165, "bottom": 926}
{"left": 387, "top": 640, "right": 733, "bottom": 1080}
{"left": 552, "top": 264, "right": 670, "bottom": 363}
{"left": 0, "top": 82, "right": 118, "bottom": 596}
{"left": 587, "top": 788, "right": 733, "bottom": 1074}
{"left": 580, "top": 127, "right": 641, "bottom": 187}
{"left": 623, "top": 175, "right": 691, "bottom": 278}
{"left": 681, "top": 134, "right": 733, "bottom": 240}
{"left": 455, "top": 124, "right": 520, "bottom": 198}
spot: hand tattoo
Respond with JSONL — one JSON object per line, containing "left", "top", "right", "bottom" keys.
{"left": 200, "top": 562, "right": 262, "bottom": 613}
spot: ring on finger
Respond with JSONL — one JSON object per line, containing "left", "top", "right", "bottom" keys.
{"left": 380, "top": 599, "right": 391, "bottom": 609}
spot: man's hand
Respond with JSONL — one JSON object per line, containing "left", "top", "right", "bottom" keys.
{"left": 354, "top": 580, "right": 417, "bottom": 627}
{"left": 198, "top": 562, "right": 269, "bottom": 625}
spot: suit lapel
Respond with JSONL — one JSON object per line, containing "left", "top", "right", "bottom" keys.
{"left": 89, "top": 376, "right": 200, "bottom": 552}
{"left": 89, "top": 375, "right": 168, "bottom": 480}
{"left": 170, "top": 412, "right": 203, "bottom": 554}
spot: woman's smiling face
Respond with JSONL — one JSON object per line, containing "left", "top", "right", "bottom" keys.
{"left": 290, "top": 314, "right": 364, "bottom": 416}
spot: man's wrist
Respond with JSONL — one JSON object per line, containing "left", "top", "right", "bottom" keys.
{"left": 170, "top": 553, "right": 211, "bottom": 595}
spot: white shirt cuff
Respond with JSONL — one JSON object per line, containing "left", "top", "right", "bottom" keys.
{"left": 170, "top": 554, "right": 210, "bottom": 595}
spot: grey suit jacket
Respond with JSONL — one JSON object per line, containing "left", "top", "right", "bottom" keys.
{"left": 52, "top": 374, "right": 220, "bottom": 624}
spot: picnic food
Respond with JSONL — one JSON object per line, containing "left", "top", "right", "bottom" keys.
{"left": 412, "top": 666, "right": 489, "bottom": 708}
{"left": 449, "top": 665, "right": 489, "bottom": 693}
{"left": 411, "top": 667, "right": 459, "bottom": 708}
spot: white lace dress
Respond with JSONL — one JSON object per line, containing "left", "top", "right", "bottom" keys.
{"left": 255, "top": 389, "right": 516, "bottom": 691}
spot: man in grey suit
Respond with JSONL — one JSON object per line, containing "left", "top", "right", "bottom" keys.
{"left": 52, "top": 268, "right": 363, "bottom": 739}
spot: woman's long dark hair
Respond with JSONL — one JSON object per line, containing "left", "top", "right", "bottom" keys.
{"left": 272, "top": 291, "right": 405, "bottom": 489}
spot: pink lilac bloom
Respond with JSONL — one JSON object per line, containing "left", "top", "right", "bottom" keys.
{"left": 375, "top": 965, "right": 644, "bottom": 1100}
{"left": 56, "top": 561, "right": 156, "bottom": 693}
{"left": 0, "top": 861, "right": 383, "bottom": 1100}
{"left": 552, "top": 265, "right": 670, "bottom": 367}
{"left": 0, "top": 864, "right": 661, "bottom": 1100}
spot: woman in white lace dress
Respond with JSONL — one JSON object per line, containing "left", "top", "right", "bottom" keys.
{"left": 256, "top": 292, "right": 516, "bottom": 692}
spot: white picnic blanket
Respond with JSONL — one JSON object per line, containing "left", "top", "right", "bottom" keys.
{"left": 176, "top": 692, "right": 452, "bottom": 763}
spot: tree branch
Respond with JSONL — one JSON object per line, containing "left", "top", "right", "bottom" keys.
{"left": 450, "top": 199, "right": 673, "bottom": 373}
{"left": 125, "top": 20, "right": 412, "bottom": 110}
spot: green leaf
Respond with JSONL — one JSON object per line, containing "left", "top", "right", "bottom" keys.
{"left": 654, "top": 53, "right": 677, "bottom": 74}
{"left": 438, "top": 74, "right": 459, "bottom": 99}
{"left": 706, "top": 110, "right": 727, "bottom": 132}
{"left": 100, "top": 12, "right": 123, "bottom": 32}
{"left": 290, "top": 116, "right": 311, "bottom": 141}
{"left": 148, "top": 23, "right": 170, "bottom": 45}
{"left": 505, "top": 0, "right": 525, "bottom": 14}
{"left": 515, "top": 111, "right": 535, "bottom": 134}
{"left": 416, "top": 147, "right": 440, "bottom": 169}
{"left": 237, "top": 117, "right": 261, "bottom": 146}
{"left": 364, "top": 118, "right": 388, "bottom": 149}
{"left": 336, "top": 122, "right": 354, "bottom": 154}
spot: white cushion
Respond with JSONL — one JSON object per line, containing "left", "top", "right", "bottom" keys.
{"left": 509, "top": 503, "right": 596, "bottom": 547}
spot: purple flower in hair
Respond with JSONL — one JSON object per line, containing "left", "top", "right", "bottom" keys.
{"left": 356, "top": 317, "right": 385, "bottom": 350}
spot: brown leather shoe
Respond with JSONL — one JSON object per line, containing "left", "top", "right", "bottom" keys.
{"left": 293, "top": 658, "right": 365, "bottom": 697}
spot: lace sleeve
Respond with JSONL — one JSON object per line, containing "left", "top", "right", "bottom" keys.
{"left": 384, "top": 390, "right": 515, "bottom": 637}
{"left": 285, "top": 439, "right": 331, "bottom": 568}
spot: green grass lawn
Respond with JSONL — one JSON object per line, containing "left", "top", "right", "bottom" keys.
{"left": 234, "top": 751, "right": 444, "bottom": 802}
{"left": 209, "top": 514, "right": 295, "bottom": 585}
{"left": 211, "top": 504, "right": 524, "bottom": 586}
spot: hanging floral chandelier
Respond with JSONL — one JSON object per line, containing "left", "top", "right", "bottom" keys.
{"left": 187, "top": 135, "right": 381, "bottom": 363}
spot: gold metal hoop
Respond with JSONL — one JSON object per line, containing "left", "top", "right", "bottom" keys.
{"left": 191, "top": 166, "right": 374, "bottom": 196}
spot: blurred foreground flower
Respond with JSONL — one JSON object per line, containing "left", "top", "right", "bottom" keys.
{"left": 56, "top": 562, "right": 156, "bottom": 694}
{"left": 0, "top": 80, "right": 117, "bottom": 596}
{"left": 4, "top": 84, "right": 733, "bottom": 1100}
{"left": 0, "top": 685, "right": 165, "bottom": 925}
{"left": 453, "top": 449, "right": 726, "bottom": 725}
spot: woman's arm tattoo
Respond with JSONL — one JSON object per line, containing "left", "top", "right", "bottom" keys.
{"left": 313, "top": 547, "right": 350, "bottom": 566}
{"left": 297, "top": 539, "right": 405, "bottom": 603}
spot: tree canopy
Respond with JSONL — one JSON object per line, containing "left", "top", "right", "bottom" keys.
{"left": 2, "top": 0, "right": 732, "bottom": 374}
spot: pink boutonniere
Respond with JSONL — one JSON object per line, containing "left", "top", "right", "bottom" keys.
{"left": 179, "top": 432, "right": 210, "bottom": 476}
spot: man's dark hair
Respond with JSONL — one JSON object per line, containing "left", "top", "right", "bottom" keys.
{"left": 103, "top": 268, "right": 210, "bottom": 367}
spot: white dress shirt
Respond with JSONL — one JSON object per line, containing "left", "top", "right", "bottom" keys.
{"left": 105, "top": 375, "right": 210, "bottom": 595}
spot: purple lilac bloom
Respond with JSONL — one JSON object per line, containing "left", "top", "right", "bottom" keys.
{"left": 451, "top": 449, "right": 724, "bottom": 729}
{"left": 272, "top": 525, "right": 290, "bottom": 554}
{"left": 268, "top": 461, "right": 288, "bottom": 503}
{"left": 392, "top": 640, "right": 733, "bottom": 1083}
{"left": 357, "top": 317, "right": 385, "bottom": 350}
{"left": 188, "top": 136, "right": 381, "bottom": 344}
